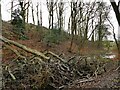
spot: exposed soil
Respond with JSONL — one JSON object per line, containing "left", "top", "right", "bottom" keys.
{"left": 72, "top": 67, "right": 119, "bottom": 88}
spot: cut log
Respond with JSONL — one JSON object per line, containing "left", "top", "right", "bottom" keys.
{"left": 0, "top": 36, "right": 50, "bottom": 60}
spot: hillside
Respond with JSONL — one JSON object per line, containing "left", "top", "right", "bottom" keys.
{"left": 1, "top": 21, "right": 120, "bottom": 89}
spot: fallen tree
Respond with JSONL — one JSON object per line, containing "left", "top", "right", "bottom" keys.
{"left": 0, "top": 36, "right": 50, "bottom": 60}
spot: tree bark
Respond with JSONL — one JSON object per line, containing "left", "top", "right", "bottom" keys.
{"left": 110, "top": 0, "right": 120, "bottom": 26}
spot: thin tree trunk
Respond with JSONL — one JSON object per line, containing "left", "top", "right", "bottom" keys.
{"left": 51, "top": 1, "right": 54, "bottom": 29}
{"left": 49, "top": 14, "right": 51, "bottom": 29}
{"left": 98, "top": 12, "right": 102, "bottom": 48}
{"left": 36, "top": 3, "right": 40, "bottom": 26}
{"left": 91, "top": 19, "right": 94, "bottom": 42}
{"left": 40, "top": 2, "right": 42, "bottom": 26}
{"left": 0, "top": 1, "right": 3, "bottom": 88}
{"left": 11, "top": 0, "right": 13, "bottom": 21}
{"left": 32, "top": 4, "right": 35, "bottom": 25}
{"left": 26, "top": 2, "right": 29, "bottom": 23}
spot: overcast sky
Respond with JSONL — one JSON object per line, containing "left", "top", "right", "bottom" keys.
{"left": 1, "top": 0, "right": 119, "bottom": 40}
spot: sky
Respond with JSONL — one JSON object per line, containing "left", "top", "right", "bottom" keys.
{"left": 1, "top": 0, "right": 119, "bottom": 40}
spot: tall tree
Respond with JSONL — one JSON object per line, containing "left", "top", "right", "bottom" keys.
{"left": 56, "top": 0, "right": 64, "bottom": 33}
{"left": 110, "top": 0, "right": 120, "bottom": 54}
{"left": 40, "top": 1, "right": 42, "bottom": 26}
{"left": 36, "top": 2, "right": 40, "bottom": 26}
{"left": 110, "top": 0, "right": 120, "bottom": 26}
{"left": 31, "top": 3, "right": 35, "bottom": 25}
{"left": 0, "top": 0, "right": 2, "bottom": 88}
{"left": 69, "top": 1, "right": 78, "bottom": 52}
{"left": 96, "top": 2, "right": 111, "bottom": 48}
{"left": 46, "top": 0, "right": 57, "bottom": 29}
{"left": 18, "top": 0, "right": 30, "bottom": 29}
{"left": 11, "top": 0, "right": 14, "bottom": 21}
{"left": 26, "top": 1, "right": 29, "bottom": 23}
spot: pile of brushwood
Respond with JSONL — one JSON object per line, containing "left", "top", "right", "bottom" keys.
{"left": 1, "top": 36, "right": 112, "bottom": 90}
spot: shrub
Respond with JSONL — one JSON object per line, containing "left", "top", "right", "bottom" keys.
{"left": 11, "top": 9, "right": 28, "bottom": 40}
{"left": 43, "top": 28, "right": 63, "bottom": 44}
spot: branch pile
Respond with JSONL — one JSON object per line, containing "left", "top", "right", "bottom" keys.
{"left": 1, "top": 36, "right": 109, "bottom": 89}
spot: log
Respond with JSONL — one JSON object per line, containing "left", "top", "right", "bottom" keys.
{"left": 47, "top": 51, "right": 66, "bottom": 63}
{"left": 3, "top": 44, "right": 25, "bottom": 59}
{"left": 0, "top": 36, "right": 50, "bottom": 60}
{"left": 78, "top": 78, "right": 94, "bottom": 83}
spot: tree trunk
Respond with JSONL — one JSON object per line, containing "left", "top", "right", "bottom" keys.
{"left": 51, "top": 1, "right": 54, "bottom": 29}
{"left": 37, "top": 3, "right": 39, "bottom": 26}
{"left": 110, "top": 0, "right": 120, "bottom": 26}
{"left": 32, "top": 4, "right": 35, "bottom": 25}
{"left": 0, "top": 1, "right": 3, "bottom": 88}
{"left": 110, "top": 0, "right": 120, "bottom": 54}
{"left": 26, "top": 2, "right": 29, "bottom": 23}
{"left": 11, "top": 0, "right": 13, "bottom": 21}
{"left": 98, "top": 12, "right": 102, "bottom": 48}
{"left": 40, "top": 2, "right": 42, "bottom": 26}
{"left": 91, "top": 19, "right": 94, "bottom": 42}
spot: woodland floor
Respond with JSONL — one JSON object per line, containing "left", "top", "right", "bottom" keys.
{"left": 1, "top": 21, "right": 120, "bottom": 89}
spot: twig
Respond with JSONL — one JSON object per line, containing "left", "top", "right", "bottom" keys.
{"left": 67, "top": 56, "right": 75, "bottom": 63}
{"left": 77, "top": 78, "right": 94, "bottom": 83}
{"left": 6, "top": 66, "right": 16, "bottom": 80}
{"left": 114, "top": 65, "right": 120, "bottom": 71}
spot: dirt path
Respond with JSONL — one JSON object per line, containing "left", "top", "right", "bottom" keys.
{"left": 91, "top": 69, "right": 119, "bottom": 88}
{"left": 78, "top": 68, "right": 119, "bottom": 88}
{"left": 70, "top": 66, "right": 119, "bottom": 88}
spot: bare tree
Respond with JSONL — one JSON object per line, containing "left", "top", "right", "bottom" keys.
{"left": 56, "top": 0, "right": 64, "bottom": 32}
{"left": 36, "top": 2, "right": 40, "bottom": 26}
{"left": 31, "top": 3, "right": 35, "bottom": 25}
{"left": 40, "top": 1, "right": 42, "bottom": 26}
{"left": 110, "top": 0, "right": 120, "bottom": 54}
{"left": 110, "top": 0, "right": 120, "bottom": 26}
{"left": 26, "top": 1, "right": 30, "bottom": 23}
{"left": 11, "top": 0, "right": 14, "bottom": 21}
{"left": 46, "top": 0, "right": 58, "bottom": 29}
{"left": 17, "top": 0, "right": 30, "bottom": 29}
{"left": 69, "top": 1, "right": 78, "bottom": 51}
{"left": 0, "top": 0, "right": 2, "bottom": 88}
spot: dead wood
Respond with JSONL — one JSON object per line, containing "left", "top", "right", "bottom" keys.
{"left": 114, "top": 65, "right": 120, "bottom": 71}
{"left": 5, "top": 66, "right": 16, "bottom": 80}
{"left": 77, "top": 78, "right": 94, "bottom": 83}
{"left": 47, "top": 51, "right": 66, "bottom": 63}
{"left": 67, "top": 56, "right": 75, "bottom": 63}
{"left": 3, "top": 44, "right": 25, "bottom": 59}
{"left": 0, "top": 36, "right": 50, "bottom": 60}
